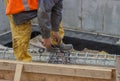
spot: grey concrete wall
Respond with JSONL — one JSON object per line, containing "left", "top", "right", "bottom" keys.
{"left": 84, "top": 0, "right": 120, "bottom": 36}
{"left": 82, "top": 0, "right": 104, "bottom": 32}
{"left": 63, "top": 0, "right": 120, "bottom": 37}
{"left": 103, "top": 0, "right": 120, "bottom": 36}
{"left": 62, "top": 0, "right": 81, "bottom": 29}
{"left": 0, "top": 0, "right": 10, "bottom": 34}
{"left": 0, "top": 0, "right": 120, "bottom": 37}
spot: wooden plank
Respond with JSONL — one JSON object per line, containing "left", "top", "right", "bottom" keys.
{"left": 24, "top": 63, "right": 112, "bottom": 79}
{"left": 116, "top": 56, "right": 120, "bottom": 81}
{"left": 0, "top": 70, "right": 115, "bottom": 81}
{"left": 13, "top": 64, "right": 23, "bottom": 81}
{"left": 0, "top": 61, "right": 16, "bottom": 71}
{"left": 0, "top": 60, "right": 113, "bottom": 79}
{"left": 0, "top": 80, "right": 11, "bottom": 81}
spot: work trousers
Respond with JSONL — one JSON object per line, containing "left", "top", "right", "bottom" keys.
{"left": 4, "top": 0, "right": 64, "bottom": 62}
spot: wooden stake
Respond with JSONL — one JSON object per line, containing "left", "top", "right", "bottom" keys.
{"left": 13, "top": 64, "right": 23, "bottom": 81}
{"left": 116, "top": 56, "right": 120, "bottom": 81}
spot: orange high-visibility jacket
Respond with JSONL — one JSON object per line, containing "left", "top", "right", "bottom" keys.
{"left": 6, "top": 0, "right": 38, "bottom": 15}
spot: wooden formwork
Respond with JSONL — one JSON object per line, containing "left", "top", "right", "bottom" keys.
{"left": 116, "top": 56, "right": 120, "bottom": 81}
{"left": 0, "top": 60, "right": 115, "bottom": 81}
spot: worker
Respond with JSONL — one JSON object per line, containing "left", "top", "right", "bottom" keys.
{"left": 4, "top": 0, "right": 65, "bottom": 62}
{"left": 37, "top": 0, "right": 64, "bottom": 49}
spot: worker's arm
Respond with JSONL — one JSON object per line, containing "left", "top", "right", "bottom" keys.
{"left": 38, "top": 0, "right": 54, "bottom": 39}
{"left": 37, "top": 0, "right": 63, "bottom": 48}
{"left": 51, "top": 0, "right": 63, "bottom": 32}
{"left": 37, "top": 0, "right": 62, "bottom": 39}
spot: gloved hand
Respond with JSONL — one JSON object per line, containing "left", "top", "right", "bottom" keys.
{"left": 52, "top": 32, "right": 62, "bottom": 45}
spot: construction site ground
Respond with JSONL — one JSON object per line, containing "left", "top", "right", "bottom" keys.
{"left": 0, "top": 35, "right": 117, "bottom": 81}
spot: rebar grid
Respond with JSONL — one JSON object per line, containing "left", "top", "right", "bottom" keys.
{"left": 0, "top": 47, "right": 116, "bottom": 66}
